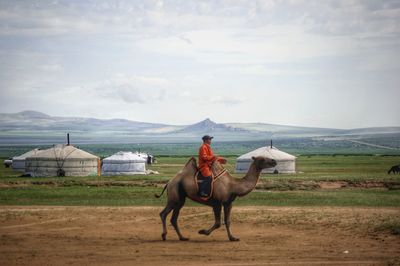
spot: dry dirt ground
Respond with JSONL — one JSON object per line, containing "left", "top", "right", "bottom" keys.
{"left": 0, "top": 206, "right": 399, "bottom": 266}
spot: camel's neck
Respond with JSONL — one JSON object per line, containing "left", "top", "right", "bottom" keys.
{"left": 233, "top": 163, "right": 262, "bottom": 197}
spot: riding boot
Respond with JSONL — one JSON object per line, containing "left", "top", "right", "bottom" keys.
{"left": 198, "top": 176, "right": 212, "bottom": 197}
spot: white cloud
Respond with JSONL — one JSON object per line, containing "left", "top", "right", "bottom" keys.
{"left": 189, "top": 95, "right": 244, "bottom": 106}
{"left": 39, "top": 64, "right": 63, "bottom": 72}
{"left": 137, "top": 26, "right": 372, "bottom": 66}
{"left": 225, "top": 64, "right": 317, "bottom": 76}
{"left": 0, "top": 0, "right": 400, "bottom": 127}
{"left": 88, "top": 74, "right": 169, "bottom": 104}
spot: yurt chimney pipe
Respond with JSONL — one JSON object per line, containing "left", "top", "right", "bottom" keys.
{"left": 270, "top": 139, "right": 273, "bottom": 148}
{"left": 67, "top": 133, "right": 70, "bottom": 146}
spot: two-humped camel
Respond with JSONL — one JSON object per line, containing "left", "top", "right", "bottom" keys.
{"left": 155, "top": 156, "right": 277, "bottom": 241}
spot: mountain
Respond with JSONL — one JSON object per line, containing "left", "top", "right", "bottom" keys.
{"left": 0, "top": 110, "right": 400, "bottom": 144}
{"left": 16, "top": 110, "right": 51, "bottom": 119}
{"left": 177, "top": 118, "right": 247, "bottom": 133}
{"left": 0, "top": 110, "right": 168, "bottom": 132}
{"left": 225, "top": 122, "right": 341, "bottom": 136}
{"left": 337, "top": 127, "right": 400, "bottom": 135}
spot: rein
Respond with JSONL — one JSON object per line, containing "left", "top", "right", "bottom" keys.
{"left": 212, "top": 168, "right": 227, "bottom": 183}
{"left": 209, "top": 159, "right": 228, "bottom": 182}
{"left": 194, "top": 168, "right": 227, "bottom": 182}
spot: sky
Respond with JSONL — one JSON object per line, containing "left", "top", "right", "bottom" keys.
{"left": 0, "top": 0, "right": 399, "bottom": 129}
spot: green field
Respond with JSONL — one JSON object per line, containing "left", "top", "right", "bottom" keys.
{"left": 1, "top": 138, "right": 400, "bottom": 158}
{"left": 1, "top": 155, "right": 399, "bottom": 206}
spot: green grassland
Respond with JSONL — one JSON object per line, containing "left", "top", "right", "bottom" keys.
{"left": 0, "top": 155, "right": 400, "bottom": 206}
{"left": 1, "top": 186, "right": 399, "bottom": 207}
{"left": 1, "top": 137, "right": 400, "bottom": 158}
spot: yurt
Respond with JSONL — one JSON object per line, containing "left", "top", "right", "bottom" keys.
{"left": 236, "top": 146, "right": 296, "bottom": 174}
{"left": 102, "top": 151, "right": 146, "bottom": 175}
{"left": 12, "top": 148, "right": 44, "bottom": 172}
{"left": 135, "top": 152, "right": 155, "bottom": 164}
{"left": 25, "top": 145, "right": 100, "bottom": 177}
{"left": 135, "top": 152, "right": 148, "bottom": 162}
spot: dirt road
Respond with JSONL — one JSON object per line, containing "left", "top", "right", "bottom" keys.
{"left": 0, "top": 206, "right": 399, "bottom": 265}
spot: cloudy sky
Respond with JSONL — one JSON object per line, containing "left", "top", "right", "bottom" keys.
{"left": 0, "top": 0, "right": 399, "bottom": 129}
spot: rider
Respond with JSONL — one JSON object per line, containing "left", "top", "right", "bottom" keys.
{"left": 197, "top": 135, "right": 226, "bottom": 197}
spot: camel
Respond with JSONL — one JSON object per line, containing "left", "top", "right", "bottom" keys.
{"left": 155, "top": 156, "right": 277, "bottom": 241}
{"left": 388, "top": 165, "right": 400, "bottom": 174}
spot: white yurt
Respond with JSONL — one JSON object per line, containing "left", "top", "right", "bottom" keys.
{"left": 134, "top": 152, "right": 155, "bottom": 164}
{"left": 135, "top": 152, "right": 148, "bottom": 162}
{"left": 102, "top": 151, "right": 146, "bottom": 175}
{"left": 236, "top": 146, "right": 296, "bottom": 174}
{"left": 25, "top": 145, "right": 100, "bottom": 177}
{"left": 12, "top": 148, "right": 44, "bottom": 172}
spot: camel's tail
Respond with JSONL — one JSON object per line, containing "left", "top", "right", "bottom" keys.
{"left": 154, "top": 183, "right": 168, "bottom": 198}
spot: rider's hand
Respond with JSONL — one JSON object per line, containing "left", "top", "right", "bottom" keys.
{"left": 218, "top": 157, "right": 227, "bottom": 164}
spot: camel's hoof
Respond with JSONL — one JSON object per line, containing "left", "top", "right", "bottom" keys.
{"left": 198, "top": 229, "right": 208, "bottom": 235}
{"left": 162, "top": 233, "right": 166, "bottom": 241}
{"left": 179, "top": 237, "right": 189, "bottom": 241}
{"left": 229, "top": 237, "right": 240, "bottom": 242}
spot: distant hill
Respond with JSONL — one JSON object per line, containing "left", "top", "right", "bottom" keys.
{"left": 0, "top": 110, "right": 168, "bottom": 131}
{"left": 337, "top": 127, "right": 400, "bottom": 135}
{"left": 177, "top": 118, "right": 247, "bottom": 133}
{"left": 0, "top": 110, "right": 400, "bottom": 144}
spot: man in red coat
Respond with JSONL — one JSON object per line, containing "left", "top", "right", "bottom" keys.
{"left": 197, "top": 135, "right": 226, "bottom": 197}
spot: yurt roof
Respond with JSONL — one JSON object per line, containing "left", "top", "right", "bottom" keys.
{"left": 12, "top": 148, "right": 44, "bottom": 160}
{"left": 237, "top": 146, "right": 296, "bottom": 161}
{"left": 28, "top": 145, "right": 98, "bottom": 159}
{"left": 103, "top": 151, "right": 146, "bottom": 162}
{"left": 135, "top": 152, "right": 148, "bottom": 159}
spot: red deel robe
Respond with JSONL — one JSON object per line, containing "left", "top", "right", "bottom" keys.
{"left": 198, "top": 143, "right": 216, "bottom": 177}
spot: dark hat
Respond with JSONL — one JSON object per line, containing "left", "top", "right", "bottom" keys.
{"left": 202, "top": 135, "right": 214, "bottom": 141}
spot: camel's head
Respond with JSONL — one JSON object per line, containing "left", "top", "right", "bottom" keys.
{"left": 251, "top": 156, "right": 277, "bottom": 170}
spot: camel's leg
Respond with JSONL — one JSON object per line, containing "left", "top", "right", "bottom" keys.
{"left": 170, "top": 201, "right": 189, "bottom": 241}
{"left": 223, "top": 203, "right": 239, "bottom": 241}
{"left": 199, "top": 204, "right": 221, "bottom": 236}
{"left": 160, "top": 204, "right": 173, "bottom": 241}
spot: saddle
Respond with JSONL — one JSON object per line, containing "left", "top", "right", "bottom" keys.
{"left": 194, "top": 168, "right": 227, "bottom": 200}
